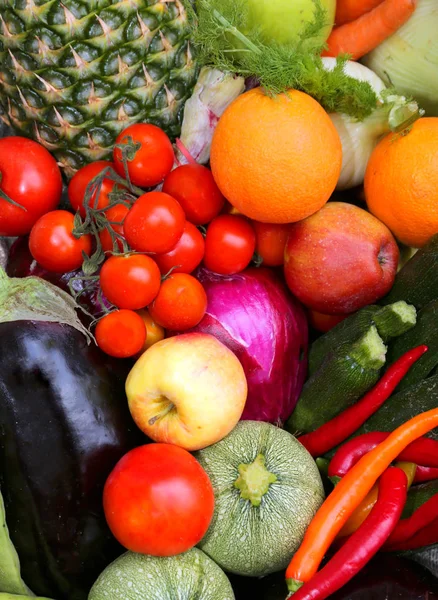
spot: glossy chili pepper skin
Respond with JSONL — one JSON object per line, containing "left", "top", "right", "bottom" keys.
{"left": 288, "top": 468, "right": 408, "bottom": 599}
{"left": 298, "top": 345, "right": 428, "bottom": 457}
{"left": 384, "top": 517, "right": 438, "bottom": 552}
{"left": 414, "top": 466, "right": 438, "bottom": 483}
{"left": 383, "top": 492, "right": 438, "bottom": 549}
{"left": 286, "top": 408, "right": 438, "bottom": 588}
{"left": 328, "top": 432, "right": 438, "bottom": 478}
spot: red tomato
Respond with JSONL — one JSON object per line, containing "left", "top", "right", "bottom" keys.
{"left": 162, "top": 164, "right": 225, "bottom": 225}
{"left": 253, "top": 221, "right": 290, "bottom": 267}
{"left": 68, "top": 160, "right": 123, "bottom": 218}
{"left": 0, "top": 136, "right": 62, "bottom": 236}
{"left": 308, "top": 309, "right": 350, "bottom": 333}
{"left": 154, "top": 222, "right": 205, "bottom": 275}
{"left": 113, "top": 124, "right": 174, "bottom": 188}
{"left": 95, "top": 309, "right": 146, "bottom": 358}
{"left": 103, "top": 444, "right": 214, "bottom": 555}
{"left": 204, "top": 214, "right": 256, "bottom": 275}
{"left": 99, "top": 254, "right": 161, "bottom": 310}
{"left": 148, "top": 273, "right": 207, "bottom": 331}
{"left": 29, "top": 210, "right": 92, "bottom": 273}
{"left": 124, "top": 191, "right": 185, "bottom": 254}
{"left": 99, "top": 203, "right": 129, "bottom": 253}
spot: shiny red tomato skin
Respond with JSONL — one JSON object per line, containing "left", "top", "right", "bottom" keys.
{"left": 154, "top": 222, "right": 205, "bottom": 275}
{"left": 162, "top": 164, "right": 225, "bottom": 225}
{"left": 204, "top": 214, "right": 256, "bottom": 275}
{"left": 0, "top": 137, "right": 62, "bottom": 236}
{"left": 99, "top": 254, "right": 161, "bottom": 310}
{"left": 29, "top": 210, "right": 92, "bottom": 273}
{"left": 148, "top": 273, "right": 207, "bottom": 331}
{"left": 113, "top": 124, "right": 174, "bottom": 188}
{"left": 68, "top": 160, "right": 120, "bottom": 218}
{"left": 99, "top": 203, "right": 129, "bottom": 253}
{"left": 103, "top": 443, "right": 215, "bottom": 555}
{"left": 124, "top": 191, "right": 186, "bottom": 254}
{"left": 95, "top": 309, "right": 146, "bottom": 358}
{"left": 253, "top": 221, "right": 290, "bottom": 267}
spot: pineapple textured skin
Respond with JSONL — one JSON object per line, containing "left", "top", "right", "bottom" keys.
{"left": 0, "top": 0, "right": 198, "bottom": 177}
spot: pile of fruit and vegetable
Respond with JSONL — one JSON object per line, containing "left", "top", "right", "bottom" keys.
{"left": 1, "top": 0, "right": 438, "bottom": 598}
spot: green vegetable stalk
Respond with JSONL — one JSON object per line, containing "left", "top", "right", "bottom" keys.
{"left": 190, "top": 0, "right": 380, "bottom": 119}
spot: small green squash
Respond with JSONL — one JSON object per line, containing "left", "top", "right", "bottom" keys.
{"left": 88, "top": 549, "right": 235, "bottom": 600}
{"left": 195, "top": 421, "right": 325, "bottom": 577}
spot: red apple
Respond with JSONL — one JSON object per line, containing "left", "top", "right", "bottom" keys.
{"left": 284, "top": 202, "right": 399, "bottom": 315}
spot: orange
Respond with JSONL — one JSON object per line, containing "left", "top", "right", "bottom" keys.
{"left": 210, "top": 88, "right": 342, "bottom": 224}
{"left": 365, "top": 118, "right": 438, "bottom": 248}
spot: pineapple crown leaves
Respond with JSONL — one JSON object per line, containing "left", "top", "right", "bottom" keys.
{"left": 189, "top": 0, "right": 379, "bottom": 120}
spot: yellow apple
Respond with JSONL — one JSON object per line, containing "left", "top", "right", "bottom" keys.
{"left": 125, "top": 333, "right": 248, "bottom": 451}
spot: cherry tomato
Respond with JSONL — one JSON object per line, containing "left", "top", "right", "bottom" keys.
{"left": 136, "top": 309, "right": 165, "bottom": 352}
{"left": 99, "top": 254, "right": 161, "bottom": 310}
{"left": 204, "top": 214, "right": 256, "bottom": 275}
{"left": 29, "top": 210, "right": 92, "bottom": 273}
{"left": 154, "top": 222, "right": 205, "bottom": 275}
{"left": 124, "top": 191, "right": 185, "bottom": 254}
{"left": 98, "top": 203, "right": 129, "bottom": 253}
{"left": 103, "top": 443, "right": 214, "bottom": 555}
{"left": 162, "top": 164, "right": 225, "bottom": 225}
{"left": 0, "top": 136, "right": 62, "bottom": 236}
{"left": 68, "top": 160, "right": 124, "bottom": 218}
{"left": 148, "top": 273, "right": 207, "bottom": 331}
{"left": 95, "top": 309, "right": 146, "bottom": 358}
{"left": 113, "top": 124, "right": 174, "bottom": 188}
{"left": 253, "top": 221, "right": 290, "bottom": 267}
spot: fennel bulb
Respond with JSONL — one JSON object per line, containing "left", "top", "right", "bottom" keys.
{"left": 322, "top": 58, "right": 423, "bottom": 191}
{"left": 363, "top": 0, "right": 438, "bottom": 117}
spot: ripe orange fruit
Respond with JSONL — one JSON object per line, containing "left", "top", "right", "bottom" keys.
{"left": 210, "top": 88, "right": 342, "bottom": 224}
{"left": 365, "top": 118, "right": 438, "bottom": 248}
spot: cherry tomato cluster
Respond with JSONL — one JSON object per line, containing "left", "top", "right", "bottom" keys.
{"left": 2, "top": 126, "right": 291, "bottom": 360}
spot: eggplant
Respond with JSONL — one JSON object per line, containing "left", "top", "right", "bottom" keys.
{"left": 0, "top": 320, "right": 144, "bottom": 600}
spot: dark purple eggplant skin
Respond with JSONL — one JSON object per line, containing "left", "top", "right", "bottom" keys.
{"left": 0, "top": 320, "right": 144, "bottom": 600}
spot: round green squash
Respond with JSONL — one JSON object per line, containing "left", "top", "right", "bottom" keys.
{"left": 88, "top": 549, "right": 235, "bottom": 600}
{"left": 195, "top": 421, "right": 325, "bottom": 577}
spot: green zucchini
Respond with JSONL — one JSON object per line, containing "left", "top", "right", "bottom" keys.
{"left": 309, "top": 302, "right": 417, "bottom": 375}
{"left": 350, "top": 376, "right": 438, "bottom": 442}
{"left": 381, "top": 234, "right": 438, "bottom": 310}
{"left": 286, "top": 325, "right": 387, "bottom": 435}
{"left": 385, "top": 300, "right": 438, "bottom": 392}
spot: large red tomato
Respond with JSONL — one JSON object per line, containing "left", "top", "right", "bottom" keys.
{"left": 103, "top": 444, "right": 215, "bottom": 555}
{"left": 0, "top": 137, "right": 62, "bottom": 236}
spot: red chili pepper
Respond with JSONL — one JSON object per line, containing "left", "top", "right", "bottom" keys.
{"left": 298, "top": 345, "right": 428, "bottom": 457}
{"left": 383, "top": 493, "right": 438, "bottom": 548}
{"left": 288, "top": 467, "right": 408, "bottom": 600}
{"left": 328, "top": 431, "right": 438, "bottom": 478}
{"left": 383, "top": 517, "right": 438, "bottom": 552}
{"left": 414, "top": 465, "right": 438, "bottom": 483}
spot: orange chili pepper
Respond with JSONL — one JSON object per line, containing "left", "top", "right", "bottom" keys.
{"left": 337, "top": 462, "right": 417, "bottom": 538}
{"left": 285, "top": 409, "right": 438, "bottom": 593}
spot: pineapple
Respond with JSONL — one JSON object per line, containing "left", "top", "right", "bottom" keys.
{"left": 0, "top": 0, "right": 198, "bottom": 177}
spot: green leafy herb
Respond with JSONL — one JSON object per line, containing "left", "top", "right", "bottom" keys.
{"left": 190, "top": 0, "right": 379, "bottom": 120}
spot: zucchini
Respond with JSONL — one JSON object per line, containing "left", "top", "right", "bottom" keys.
{"left": 385, "top": 300, "right": 438, "bottom": 392}
{"left": 286, "top": 325, "right": 387, "bottom": 435}
{"left": 381, "top": 234, "right": 438, "bottom": 310}
{"left": 350, "top": 376, "right": 438, "bottom": 443}
{"left": 309, "top": 302, "right": 417, "bottom": 375}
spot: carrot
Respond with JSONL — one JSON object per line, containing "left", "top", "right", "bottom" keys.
{"left": 322, "top": 0, "right": 418, "bottom": 61}
{"left": 285, "top": 408, "right": 438, "bottom": 592}
{"left": 335, "top": 0, "right": 385, "bottom": 26}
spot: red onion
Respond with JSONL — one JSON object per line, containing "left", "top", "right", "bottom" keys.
{"left": 179, "top": 267, "right": 308, "bottom": 425}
